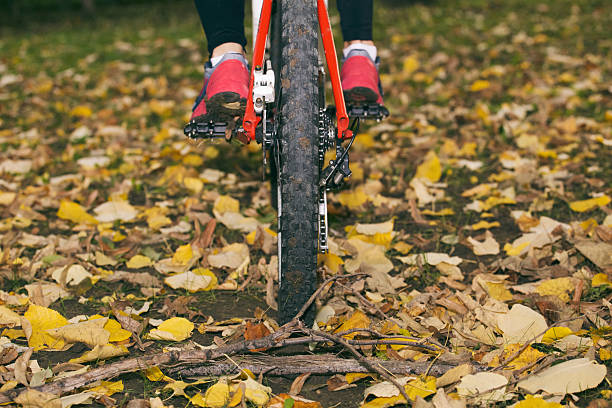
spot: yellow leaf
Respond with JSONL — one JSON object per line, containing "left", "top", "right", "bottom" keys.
{"left": 392, "top": 241, "right": 413, "bottom": 255}
{"left": 361, "top": 394, "right": 406, "bottom": 408}
{"left": 569, "top": 195, "right": 611, "bottom": 212}
{"left": 415, "top": 150, "right": 441, "bottom": 182}
{"left": 336, "top": 186, "right": 369, "bottom": 210}
{"left": 504, "top": 241, "right": 530, "bottom": 256}
{"left": 470, "top": 79, "right": 491, "bottom": 91}
{"left": 536, "top": 277, "right": 574, "bottom": 302}
{"left": 23, "top": 304, "right": 68, "bottom": 350}
{"left": 471, "top": 220, "right": 500, "bottom": 230}
{"left": 514, "top": 394, "right": 563, "bottom": 407}
{"left": 475, "top": 103, "right": 491, "bottom": 125}
{"left": 580, "top": 218, "right": 598, "bottom": 232}
{"left": 335, "top": 310, "right": 370, "bottom": 339}
{"left": 201, "top": 381, "right": 231, "bottom": 408}
{"left": 46, "top": 318, "right": 109, "bottom": 347}
{"left": 145, "top": 367, "right": 174, "bottom": 382}
{"left": 402, "top": 55, "right": 420, "bottom": 75}
{"left": 149, "top": 99, "right": 175, "bottom": 117}
{"left": 144, "top": 207, "right": 172, "bottom": 230}
{"left": 190, "top": 392, "right": 208, "bottom": 407}
{"left": 485, "top": 281, "right": 513, "bottom": 301}
{"left": 57, "top": 200, "right": 98, "bottom": 225}
{"left": 153, "top": 128, "right": 170, "bottom": 143}
{"left": 346, "top": 373, "right": 369, "bottom": 384}
{"left": 405, "top": 376, "right": 436, "bottom": 401}
{"left": 245, "top": 230, "right": 257, "bottom": 245}
{"left": 346, "top": 231, "right": 393, "bottom": 248}
{"left": 592, "top": 273, "right": 612, "bottom": 287}
{"left": 126, "top": 254, "right": 153, "bottom": 269}
{"left": 69, "top": 344, "right": 129, "bottom": 363}
{"left": 599, "top": 348, "right": 611, "bottom": 361}
{"left": 183, "top": 154, "right": 204, "bottom": 167}
{"left": 421, "top": 208, "right": 454, "bottom": 216}
{"left": 103, "top": 318, "right": 132, "bottom": 342}
{"left": 184, "top": 177, "right": 204, "bottom": 194}
{"left": 88, "top": 380, "right": 123, "bottom": 396}
{"left": 318, "top": 253, "right": 344, "bottom": 274}
{"left": 502, "top": 344, "right": 546, "bottom": 370}
{"left": 542, "top": 326, "right": 573, "bottom": 343}
{"left": 241, "top": 377, "right": 271, "bottom": 407}
{"left": 482, "top": 196, "right": 516, "bottom": 210}
{"left": 148, "top": 317, "right": 194, "bottom": 341}
{"left": 70, "top": 105, "right": 92, "bottom": 118}
{"left": 172, "top": 244, "right": 194, "bottom": 266}
{"left": 2, "top": 328, "right": 25, "bottom": 339}
{"left": 214, "top": 195, "right": 240, "bottom": 214}
{"left": 204, "top": 146, "right": 219, "bottom": 159}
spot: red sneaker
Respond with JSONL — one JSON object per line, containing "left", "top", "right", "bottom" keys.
{"left": 341, "top": 49, "right": 383, "bottom": 105}
{"left": 191, "top": 53, "right": 250, "bottom": 121}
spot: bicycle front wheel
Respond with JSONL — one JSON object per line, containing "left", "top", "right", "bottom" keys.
{"left": 276, "top": 0, "right": 319, "bottom": 324}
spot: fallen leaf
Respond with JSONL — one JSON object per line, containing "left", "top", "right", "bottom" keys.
{"left": 514, "top": 395, "right": 563, "bottom": 408}
{"left": 147, "top": 317, "right": 194, "bottom": 341}
{"left": 517, "top": 358, "right": 606, "bottom": 396}
{"left": 88, "top": 380, "right": 124, "bottom": 396}
{"left": 57, "top": 200, "right": 98, "bottom": 225}
{"left": 94, "top": 200, "right": 138, "bottom": 222}
{"left": 208, "top": 243, "right": 250, "bottom": 272}
{"left": 569, "top": 195, "right": 611, "bottom": 212}
{"left": 126, "top": 254, "right": 154, "bottom": 269}
{"left": 47, "top": 317, "right": 110, "bottom": 347}
{"left": 14, "top": 389, "right": 61, "bottom": 408}
{"left": 415, "top": 150, "right": 442, "bottom": 182}
{"left": 69, "top": 344, "right": 129, "bottom": 364}
{"left": 467, "top": 231, "right": 500, "bottom": 255}
{"left": 22, "top": 304, "right": 68, "bottom": 350}
{"left": 457, "top": 372, "right": 510, "bottom": 404}
{"left": 498, "top": 304, "right": 548, "bottom": 344}
{"left": 0, "top": 305, "right": 21, "bottom": 327}
{"left": 164, "top": 270, "right": 213, "bottom": 292}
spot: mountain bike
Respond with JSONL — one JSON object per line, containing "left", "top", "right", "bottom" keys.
{"left": 184, "top": 0, "right": 388, "bottom": 323}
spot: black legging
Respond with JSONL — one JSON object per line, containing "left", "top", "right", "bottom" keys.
{"left": 195, "top": 0, "right": 373, "bottom": 56}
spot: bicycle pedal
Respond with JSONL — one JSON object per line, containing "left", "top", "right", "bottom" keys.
{"left": 183, "top": 120, "right": 231, "bottom": 140}
{"left": 347, "top": 103, "right": 389, "bottom": 120}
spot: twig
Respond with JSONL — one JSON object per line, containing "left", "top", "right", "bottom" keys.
{"left": 302, "top": 325, "right": 411, "bottom": 405}
{"left": 337, "top": 282, "right": 405, "bottom": 328}
{"left": 292, "top": 273, "right": 366, "bottom": 322}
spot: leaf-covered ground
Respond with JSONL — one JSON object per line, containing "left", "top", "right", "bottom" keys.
{"left": 1, "top": 0, "right": 611, "bottom": 406}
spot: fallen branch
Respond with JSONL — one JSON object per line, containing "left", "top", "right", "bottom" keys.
{"left": 302, "top": 326, "right": 411, "bottom": 403}
{"left": 166, "top": 354, "right": 460, "bottom": 378}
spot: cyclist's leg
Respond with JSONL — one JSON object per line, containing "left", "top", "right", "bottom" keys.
{"left": 194, "top": 0, "right": 247, "bottom": 57}
{"left": 336, "top": 0, "right": 383, "bottom": 104}
{"left": 191, "top": 0, "right": 250, "bottom": 121}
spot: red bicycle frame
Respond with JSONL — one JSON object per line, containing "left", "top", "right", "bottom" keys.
{"left": 243, "top": 0, "right": 352, "bottom": 142}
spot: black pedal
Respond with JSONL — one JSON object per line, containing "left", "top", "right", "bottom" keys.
{"left": 347, "top": 103, "right": 389, "bottom": 120}
{"left": 183, "top": 120, "right": 230, "bottom": 140}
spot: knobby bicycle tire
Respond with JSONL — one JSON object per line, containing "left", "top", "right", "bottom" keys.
{"left": 275, "top": 0, "right": 319, "bottom": 324}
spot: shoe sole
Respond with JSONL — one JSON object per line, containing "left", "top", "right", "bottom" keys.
{"left": 344, "top": 87, "right": 380, "bottom": 104}
{"left": 205, "top": 92, "right": 246, "bottom": 122}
